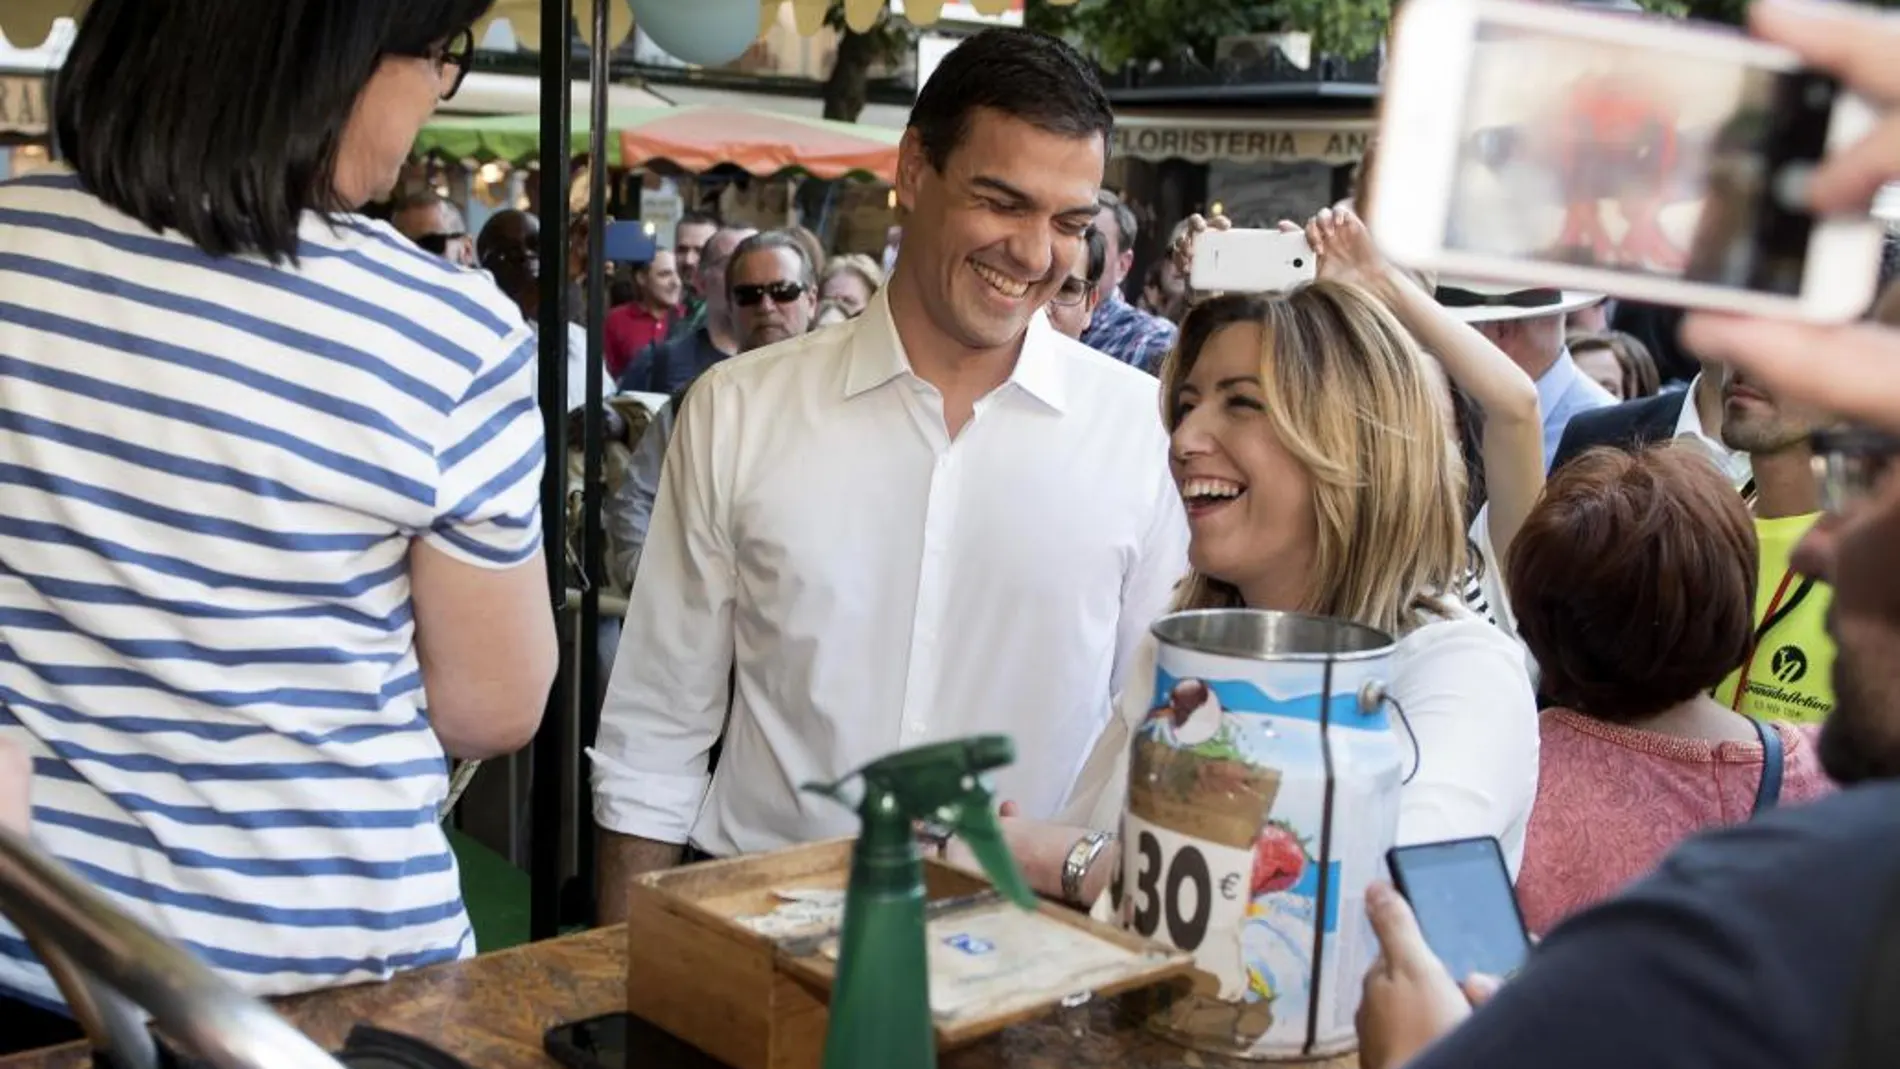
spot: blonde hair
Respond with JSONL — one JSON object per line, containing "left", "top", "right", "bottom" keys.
{"left": 1158, "top": 281, "right": 1468, "bottom": 637}
{"left": 823, "top": 253, "right": 886, "bottom": 295}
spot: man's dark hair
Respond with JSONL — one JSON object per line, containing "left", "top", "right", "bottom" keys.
{"left": 1096, "top": 189, "right": 1138, "bottom": 251}
{"left": 908, "top": 27, "right": 1113, "bottom": 172}
{"left": 55, "top": 0, "right": 492, "bottom": 264}
{"left": 727, "top": 230, "right": 817, "bottom": 298}
{"left": 1507, "top": 445, "right": 1758, "bottom": 724}
{"left": 677, "top": 209, "right": 719, "bottom": 231}
{"left": 1083, "top": 225, "right": 1109, "bottom": 287}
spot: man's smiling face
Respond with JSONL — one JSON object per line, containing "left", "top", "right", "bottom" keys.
{"left": 893, "top": 107, "right": 1104, "bottom": 352}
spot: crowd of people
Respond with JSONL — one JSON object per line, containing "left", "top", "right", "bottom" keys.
{"left": 5, "top": 1, "right": 1900, "bottom": 1067}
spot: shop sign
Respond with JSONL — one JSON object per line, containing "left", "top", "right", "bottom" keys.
{"left": 1113, "top": 125, "right": 1373, "bottom": 165}
{"left": 0, "top": 75, "right": 48, "bottom": 136}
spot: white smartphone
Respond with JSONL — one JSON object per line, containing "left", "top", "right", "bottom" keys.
{"left": 1367, "top": 0, "right": 1886, "bottom": 323}
{"left": 1190, "top": 228, "right": 1319, "bottom": 293}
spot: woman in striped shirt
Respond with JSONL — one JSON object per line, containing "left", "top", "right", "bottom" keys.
{"left": 0, "top": 0, "right": 555, "bottom": 1047}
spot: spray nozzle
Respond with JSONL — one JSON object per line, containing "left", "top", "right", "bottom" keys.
{"left": 805, "top": 735, "right": 1037, "bottom": 910}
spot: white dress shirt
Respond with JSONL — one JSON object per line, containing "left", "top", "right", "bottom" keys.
{"left": 591, "top": 289, "right": 1189, "bottom": 856}
{"left": 1672, "top": 374, "right": 1753, "bottom": 487}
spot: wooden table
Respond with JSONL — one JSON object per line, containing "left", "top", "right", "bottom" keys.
{"left": 0, "top": 926, "right": 1358, "bottom": 1069}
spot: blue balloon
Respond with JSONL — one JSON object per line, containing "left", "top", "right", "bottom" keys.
{"left": 629, "top": 0, "right": 761, "bottom": 68}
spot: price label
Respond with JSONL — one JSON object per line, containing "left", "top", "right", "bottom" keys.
{"left": 1123, "top": 813, "right": 1253, "bottom": 999}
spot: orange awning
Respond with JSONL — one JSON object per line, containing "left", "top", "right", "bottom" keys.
{"left": 618, "top": 105, "right": 900, "bottom": 182}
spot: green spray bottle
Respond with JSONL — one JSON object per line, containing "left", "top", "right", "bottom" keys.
{"left": 805, "top": 735, "right": 1039, "bottom": 1069}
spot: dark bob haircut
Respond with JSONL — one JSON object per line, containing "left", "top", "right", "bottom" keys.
{"left": 909, "top": 27, "right": 1113, "bottom": 172}
{"left": 55, "top": 0, "right": 492, "bottom": 263}
{"left": 1507, "top": 445, "right": 1759, "bottom": 724}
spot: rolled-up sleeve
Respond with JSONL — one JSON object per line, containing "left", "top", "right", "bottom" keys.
{"left": 590, "top": 375, "right": 735, "bottom": 842}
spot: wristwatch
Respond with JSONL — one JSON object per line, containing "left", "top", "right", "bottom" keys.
{"left": 1061, "top": 831, "right": 1116, "bottom": 907}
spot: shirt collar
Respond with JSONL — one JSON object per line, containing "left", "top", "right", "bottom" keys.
{"left": 843, "top": 285, "right": 1069, "bottom": 413}
{"left": 1674, "top": 373, "right": 1714, "bottom": 442}
{"left": 1534, "top": 349, "right": 1584, "bottom": 412}
{"left": 1674, "top": 373, "right": 1754, "bottom": 486}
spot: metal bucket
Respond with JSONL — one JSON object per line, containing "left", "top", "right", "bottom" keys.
{"left": 1120, "top": 609, "right": 1406, "bottom": 1061}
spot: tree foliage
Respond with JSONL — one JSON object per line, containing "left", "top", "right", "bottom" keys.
{"left": 1025, "top": 0, "right": 1900, "bottom": 69}
{"left": 1024, "top": 0, "right": 1390, "bottom": 65}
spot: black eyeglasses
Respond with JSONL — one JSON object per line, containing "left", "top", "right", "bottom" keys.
{"left": 733, "top": 281, "right": 810, "bottom": 307}
{"left": 1049, "top": 277, "right": 1094, "bottom": 308}
{"left": 1811, "top": 427, "right": 1900, "bottom": 515}
{"left": 414, "top": 231, "right": 466, "bottom": 256}
{"left": 396, "top": 27, "right": 475, "bottom": 101}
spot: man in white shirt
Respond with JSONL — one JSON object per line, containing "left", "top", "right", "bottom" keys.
{"left": 591, "top": 28, "right": 1188, "bottom": 918}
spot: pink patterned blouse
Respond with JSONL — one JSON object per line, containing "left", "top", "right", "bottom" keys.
{"left": 1515, "top": 708, "right": 1837, "bottom": 936}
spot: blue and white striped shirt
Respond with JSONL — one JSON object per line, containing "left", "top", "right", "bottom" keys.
{"left": 0, "top": 169, "right": 544, "bottom": 1008}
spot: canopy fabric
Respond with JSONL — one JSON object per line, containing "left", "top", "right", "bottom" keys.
{"left": 620, "top": 105, "right": 900, "bottom": 182}
{"left": 415, "top": 104, "right": 901, "bottom": 181}
{"left": 0, "top": 1, "right": 629, "bottom": 49}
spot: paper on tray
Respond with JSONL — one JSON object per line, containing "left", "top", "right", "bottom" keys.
{"left": 813, "top": 901, "right": 1149, "bottom": 1024}
{"left": 735, "top": 887, "right": 847, "bottom": 938}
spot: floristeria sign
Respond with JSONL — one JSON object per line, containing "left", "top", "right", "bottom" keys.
{"left": 1113, "top": 123, "right": 1374, "bottom": 165}
{"left": 0, "top": 75, "right": 48, "bottom": 136}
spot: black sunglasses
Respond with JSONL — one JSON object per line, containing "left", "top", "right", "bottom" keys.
{"left": 733, "top": 281, "right": 810, "bottom": 308}
{"left": 396, "top": 27, "right": 475, "bottom": 101}
{"left": 414, "top": 231, "right": 467, "bottom": 256}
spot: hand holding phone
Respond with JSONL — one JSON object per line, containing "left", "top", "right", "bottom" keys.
{"left": 1368, "top": 0, "right": 1886, "bottom": 321}
{"left": 1189, "top": 227, "right": 1319, "bottom": 294}
{"left": 1385, "top": 837, "right": 1530, "bottom": 983}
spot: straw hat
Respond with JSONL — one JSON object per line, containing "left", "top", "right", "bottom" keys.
{"left": 1434, "top": 279, "right": 1606, "bottom": 324}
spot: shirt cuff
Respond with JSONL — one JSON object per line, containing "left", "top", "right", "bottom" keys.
{"left": 587, "top": 747, "right": 710, "bottom": 843}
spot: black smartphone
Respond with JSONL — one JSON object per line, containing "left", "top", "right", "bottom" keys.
{"left": 544, "top": 1012, "right": 730, "bottom": 1069}
{"left": 1385, "top": 836, "right": 1532, "bottom": 981}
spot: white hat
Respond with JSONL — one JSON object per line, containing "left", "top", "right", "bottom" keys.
{"left": 1434, "top": 279, "right": 1607, "bottom": 324}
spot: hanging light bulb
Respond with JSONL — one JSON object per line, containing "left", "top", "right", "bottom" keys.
{"left": 478, "top": 162, "right": 507, "bottom": 187}
{"left": 842, "top": 0, "right": 884, "bottom": 33}
{"left": 628, "top": 0, "right": 762, "bottom": 68}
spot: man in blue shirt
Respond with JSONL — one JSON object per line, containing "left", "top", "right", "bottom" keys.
{"left": 1081, "top": 190, "right": 1177, "bottom": 372}
{"left": 1436, "top": 280, "right": 1614, "bottom": 470}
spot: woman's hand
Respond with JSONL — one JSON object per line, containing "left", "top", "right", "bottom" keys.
{"left": 1306, "top": 205, "right": 1394, "bottom": 298}
{"left": 1168, "top": 212, "right": 1234, "bottom": 292}
{"left": 1356, "top": 881, "right": 1491, "bottom": 1069}
{"left": 1681, "top": 0, "right": 1900, "bottom": 430}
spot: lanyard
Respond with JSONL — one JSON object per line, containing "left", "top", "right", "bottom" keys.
{"left": 1729, "top": 568, "right": 1816, "bottom": 713}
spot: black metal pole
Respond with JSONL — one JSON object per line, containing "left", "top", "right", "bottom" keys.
{"left": 530, "top": 0, "right": 574, "bottom": 943}
{"left": 574, "top": 0, "right": 612, "bottom": 921}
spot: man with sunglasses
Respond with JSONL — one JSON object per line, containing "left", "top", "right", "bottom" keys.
{"left": 393, "top": 191, "right": 475, "bottom": 268}
{"left": 727, "top": 231, "right": 819, "bottom": 353}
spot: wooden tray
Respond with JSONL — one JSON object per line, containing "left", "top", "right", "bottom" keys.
{"left": 625, "top": 839, "right": 1192, "bottom": 1069}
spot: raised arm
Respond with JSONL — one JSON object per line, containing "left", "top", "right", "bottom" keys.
{"left": 1306, "top": 207, "right": 1545, "bottom": 560}
{"left": 590, "top": 376, "right": 738, "bottom": 923}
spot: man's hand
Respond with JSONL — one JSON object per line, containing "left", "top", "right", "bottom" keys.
{"left": 1682, "top": 0, "right": 1900, "bottom": 430}
{"left": 595, "top": 830, "right": 684, "bottom": 926}
{"left": 1, "top": 738, "right": 29, "bottom": 836}
{"left": 1356, "top": 881, "right": 1483, "bottom": 1069}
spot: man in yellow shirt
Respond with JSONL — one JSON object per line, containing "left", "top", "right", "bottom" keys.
{"left": 1711, "top": 369, "right": 1835, "bottom": 723}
